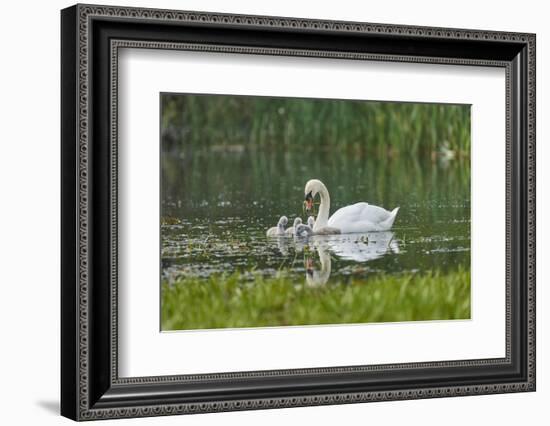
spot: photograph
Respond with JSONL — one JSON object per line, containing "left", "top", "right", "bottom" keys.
{"left": 160, "top": 94, "right": 472, "bottom": 331}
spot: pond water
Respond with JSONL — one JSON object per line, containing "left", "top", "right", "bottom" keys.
{"left": 161, "top": 148, "right": 470, "bottom": 287}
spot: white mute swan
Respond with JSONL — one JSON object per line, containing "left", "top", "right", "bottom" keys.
{"left": 266, "top": 216, "right": 288, "bottom": 237}
{"left": 304, "top": 179, "right": 399, "bottom": 234}
{"left": 307, "top": 216, "right": 315, "bottom": 228}
{"left": 285, "top": 217, "right": 302, "bottom": 236}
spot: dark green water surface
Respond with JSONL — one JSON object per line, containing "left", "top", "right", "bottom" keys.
{"left": 161, "top": 149, "right": 470, "bottom": 287}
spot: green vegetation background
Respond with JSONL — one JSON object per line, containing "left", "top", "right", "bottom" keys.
{"left": 161, "top": 95, "right": 471, "bottom": 155}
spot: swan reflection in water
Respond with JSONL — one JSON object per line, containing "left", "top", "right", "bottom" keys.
{"left": 303, "top": 232, "right": 399, "bottom": 287}
{"left": 305, "top": 244, "right": 332, "bottom": 287}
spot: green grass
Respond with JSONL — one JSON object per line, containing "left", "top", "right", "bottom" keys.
{"left": 161, "top": 268, "right": 471, "bottom": 330}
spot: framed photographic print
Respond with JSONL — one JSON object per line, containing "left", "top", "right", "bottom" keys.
{"left": 61, "top": 4, "right": 536, "bottom": 421}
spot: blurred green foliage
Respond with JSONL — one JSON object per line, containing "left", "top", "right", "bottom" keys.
{"left": 161, "top": 94, "right": 470, "bottom": 156}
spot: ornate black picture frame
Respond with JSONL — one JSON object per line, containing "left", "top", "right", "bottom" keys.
{"left": 61, "top": 3, "right": 536, "bottom": 421}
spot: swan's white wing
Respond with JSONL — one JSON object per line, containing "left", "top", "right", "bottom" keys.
{"left": 328, "top": 202, "right": 392, "bottom": 227}
{"left": 327, "top": 203, "right": 365, "bottom": 227}
{"left": 328, "top": 203, "right": 399, "bottom": 233}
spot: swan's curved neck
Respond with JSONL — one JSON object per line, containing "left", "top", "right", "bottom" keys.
{"left": 314, "top": 184, "right": 330, "bottom": 230}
